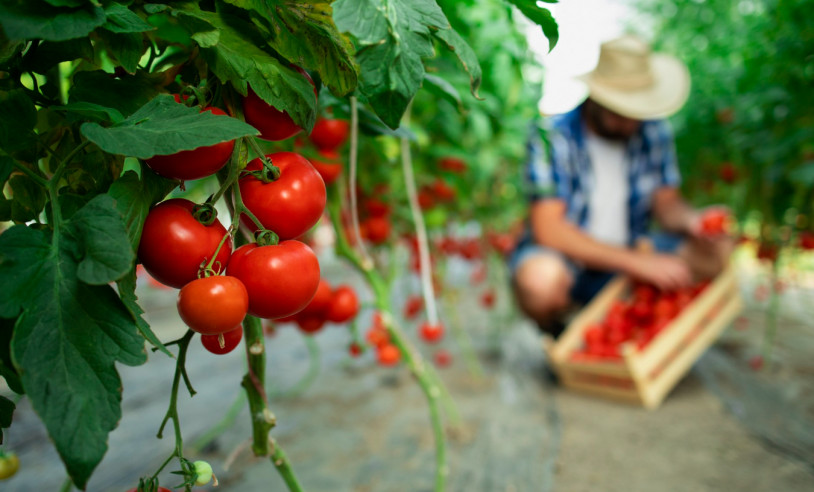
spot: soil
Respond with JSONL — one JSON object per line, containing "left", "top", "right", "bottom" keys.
{"left": 2, "top": 256, "right": 813, "bottom": 491}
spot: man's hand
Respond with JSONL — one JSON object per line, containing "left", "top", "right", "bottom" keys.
{"left": 625, "top": 252, "right": 693, "bottom": 291}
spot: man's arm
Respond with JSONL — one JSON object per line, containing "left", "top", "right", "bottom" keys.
{"left": 652, "top": 187, "right": 695, "bottom": 234}
{"left": 531, "top": 199, "right": 692, "bottom": 290}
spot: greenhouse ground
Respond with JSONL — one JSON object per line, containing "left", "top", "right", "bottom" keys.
{"left": 3, "top": 252, "right": 814, "bottom": 491}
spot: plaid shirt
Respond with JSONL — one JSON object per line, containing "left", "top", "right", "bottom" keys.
{"left": 525, "top": 102, "right": 681, "bottom": 245}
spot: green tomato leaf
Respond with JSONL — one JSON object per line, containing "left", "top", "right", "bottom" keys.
{"left": 52, "top": 102, "right": 125, "bottom": 125}
{"left": 0, "top": 199, "right": 146, "bottom": 487}
{"left": 175, "top": 9, "right": 318, "bottom": 133}
{"left": 423, "top": 74, "right": 462, "bottom": 113}
{"left": 0, "top": 317, "right": 24, "bottom": 395}
{"left": 69, "top": 70, "right": 161, "bottom": 117}
{"left": 103, "top": 3, "right": 155, "bottom": 33}
{"left": 117, "top": 267, "right": 172, "bottom": 357}
{"left": 0, "top": 395, "right": 14, "bottom": 444}
{"left": 65, "top": 194, "right": 135, "bottom": 285}
{"left": 0, "top": 1, "right": 106, "bottom": 42}
{"left": 221, "top": 0, "right": 358, "bottom": 97}
{"left": 20, "top": 38, "right": 94, "bottom": 74}
{"left": 108, "top": 169, "right": 176, "bottom": 251}
{"left": 505, "top": 0, "right": 559, "bottom": 51}
{"left": 9, "top": 174, "right": 47, "bottom": 223}
{"left": 432, "top": 28, "right": 482, "bottom": 98}
{"left": 81, "top": 94, "right": 258, "bottom": 159}
{"left": 334, "top": 0, "right": 449, "bottom": 129}
{"left": 0, "top": 90, "right": 38, "bottom": 154}
{"left": 0, "top": 155, "right": 12, "bottom": 186}
{"left": 98, "top": 30, "right": 145, "bottom": 73}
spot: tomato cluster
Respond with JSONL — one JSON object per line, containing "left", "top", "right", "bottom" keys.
{"left": 365, "top": 313, "right": 401, "bottom": 366}
{"left": 276, "top": 279, "right": 360, "bottom": 334}
{"left": 571, "top": 281, "right": 709, "bottom": 361}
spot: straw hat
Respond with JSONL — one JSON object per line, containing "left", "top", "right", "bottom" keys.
{"left": 578, "top": 35, "right": 690, "bottom": 120}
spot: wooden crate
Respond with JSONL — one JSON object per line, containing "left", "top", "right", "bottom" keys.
{"left": 544, "top": 264, "right": 743, "bottom": 409}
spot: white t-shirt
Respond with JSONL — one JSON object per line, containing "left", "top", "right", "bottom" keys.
{"left": 585, "top": 130, "right": 629, "bottom": 246}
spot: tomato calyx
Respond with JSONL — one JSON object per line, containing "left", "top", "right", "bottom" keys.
{"left": 240, "top": 156, "right": 281, "bottom": 183}
{"left": 191, "top": 202, "right": 218, "bottom": 226}
{"left": 254, "top": 229, "right": 280, "bottom": 247}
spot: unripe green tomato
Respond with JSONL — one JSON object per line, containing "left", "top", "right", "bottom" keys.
{"left": 193, "top": 460, "right": 213, "bottom": 486}
{"left": 424, "top": 208, "right": 448, "bottom": 229}
{"left": 0, "top": 452, "right": 19, "bottom": 480}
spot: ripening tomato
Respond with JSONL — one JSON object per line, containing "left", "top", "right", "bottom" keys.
{"left": 243, "top": 70, "right": 315, "bottom": 141}
{"left": 418, "top": 189, "right": 435, "bottom": 210}
{"left": 403, "top": 295, "right": 423, "bottom": 320}
{"left": 298, "top": 279, "right": 333, "bottom": 318}
{"left": 138, "top": 199, "right": 232, "bottom": 288}
{"left": 239, "top": 152, "right": 327, "bottom": 240}
{"left": 310, "top": 149, "right": 342, "bottom": 185}
{"left": 177, "top": 276, "right": 249, "bottom": 334}
{"left": 0, "top": 452, "right": 19, "bottom": 480}
{"left": 434, "top": 349, "right": 452, "bottom": 368}
{"left": 309, "top": 118, "right": 349, "bottom": 150}
{"left": 226, "top": 240, "right": 320, "bottom": 319}
{"left": 377, "top": 344, "right": 401, "bottom": 366}
{"left": 363, "top": 216, "right": 391, "bottom": 244}
{"left": 296, "top": 315, "right": 326, "bottom": 334}
{"left": 145, "top": 105, "right": 235, "bottom": 180}
{"left": 438, "top": 156, "right": 467, "bottom": 173}
{"left": 432, "top": 179, "right": 456, "bottom": 202}
{"left": 364, "top": 198, "right": 390, "bottom": 218}
{"left": 419, "top": 322, "right": 444, "bottom": 344}
{"left": 201, "top": 325, "right": 243, "bottom": 354}
{"left": 366, "top": 326, "right": 389, "bottom": 348}
{"left": 325, "top": 285, "right": 359, "bottom": 323}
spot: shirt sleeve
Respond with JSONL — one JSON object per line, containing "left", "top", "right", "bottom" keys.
{"left": 656, "top": 120, "right": 681, "bottom": 188}
{"left": 525, "top": 122, "right": 571, "bottom": 202}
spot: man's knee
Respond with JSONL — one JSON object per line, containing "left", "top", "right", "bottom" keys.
{"left": 513, "top": 254, "right": 573, "bottom": 320}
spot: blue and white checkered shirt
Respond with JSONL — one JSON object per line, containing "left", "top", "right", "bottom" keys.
{"left": 525, "top": 102, "right": 681, "bottom": 245}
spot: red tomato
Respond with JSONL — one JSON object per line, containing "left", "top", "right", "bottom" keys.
{"left": 632, "top": 284, "right": 658, "bottom": 304}
{"left": 309, "top": 118, "right": 349, "bottom": 150}
{"left": 629, "top": 300, "right": 652, "bottom": 322}
{"left": 756, "top": 242, "right": 778, "bottom": 263}
{"left": 438, "top": 156, "right": 467, "bottom": 173}
{"left": 243, "top": 71, "right": 315, "bottom": 141}
{"left": 239, "top": 152, "right": 327, "bottom": 240}
{"left": 748, "top": 354, "right": 764, "bottom": 371}
{"left": 403, "top": 295, "right": 423, "bottom": 320}
{"left": 719, "top": 162, "right": 737, "bottom": 183}
{"left": 145, "top": 105, "right": 234, "bottom": 180}
{"left": 458, "top": 239, "right": 481, "bottom": 260}
{"left": 349, "top": 342, "right": 362, "bottom": 357}
{"left": 363, "top": 216, "right": 391, "bottom": 244}
{"left": 296, "top": 315, "right": 326, "bottom": 334}
{"left": 377, "top": 344, "right": 400, "bottom": 366}
{"left": 298, "top": 279, "right": 333, "bottom": 318}
{"left": 366, "top": 326, "right": 389, "bottom": 348}
{"left": 310, "top": 149, "right": 342, "bottom": 185}
{"left": 138, "top": 199, "right": 232, "bottom": 288}
{"left": 201, "top": 325, "right": 243, "bottom": 354}
{"left": 653, "top": 298, "right": 678, "bottom": 321}
{"left": 700, "top": 209, "right": 728, "bottom": 235}
{"left": 583, "top": 324, "right": 605, "bottom": 347}
{"left": 434, "top": 349, "right": 452, "bottom": 368}
{"left": 480, "top": 289, "right": 495, "bottom": 309}
{"left": 418, "top": 190, "right": 435, "bottom": 210}
{"left": 226, "top": 240, "right": 320, "bottom": 319}
{"left": 177, "top": 276, "right": 248, "bottom": 334}
{"left": 432, "top": 179, "right": 456, "bottom": 202}
{"left": 364, "top": 198, "right": 390, "bottom": 217}
{"left": 325, "top": 285, "right": 359, "bottom": 323}
{"left": 487, "top": 232, "right": 515, "bottom": 256}
{"left": 419, "top": 322, "right": 444, "bottom": 344}
{"left": 799, "top": 231, "right": 814, "bottom": 250}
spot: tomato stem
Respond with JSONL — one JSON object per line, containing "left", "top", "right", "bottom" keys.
{"left": 245, "top": 137, "right": 281, "bottom": 181}
{"left": 347, "top": 96, "right": 374, "bottom": 269}
{"left": 9, "top": 160, "right": 48, "bottom": 187}
{"left": 203, "top": 225, "right": 235, "bottom": 274}
{"left": 240, "top": 315, "right": 276, "bottom": 456}
{"left": 270, "top": 438, "right": 304, "bottom": 492}
{"left": 232, "top": 181, "right": 269, "bottom": 232}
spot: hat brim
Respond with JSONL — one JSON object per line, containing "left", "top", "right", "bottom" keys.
{"left": 577, "top": 54, "right": 690, "bottom": 120}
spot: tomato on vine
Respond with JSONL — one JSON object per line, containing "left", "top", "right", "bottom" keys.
{"left": 201, "top": 325, "right": 243, "bottom": 354}
{"left": 310, "top": 149, "right": 343, "bottom": 185}
{"left": 298, "top": 279, "right": 333, "bottom": 318}
{"left": 243, "top": 70, "right": 315, "bottom": 141}
{"left": 138, "top": 199, "right": 232, "bottom": 289}
{"left": 377, "top": 344, "right": 401, "bottom": 366}
{"left": 309, "top": 118, "right": 349, "bottom": 150}
{"left": 325, "top": 285, "right": 359, "bottom": 323}
{"left": 239, "top": 152, "right": 327, "bottom": 240}
{"left": 227, "top": 240, "right": 320, "bottom": 319}
{"left": 177, "top": 276, "right": 248, "bottom": 334}
{"left": 363, "top": 216, "right": 391, "bottom": 245}
{"left": 0, "top": 452, "right": 19, "bottom": 480}
{"left": 145, "top": 104, "right": 235, "bottom": 181}
{"left": 419, "top": 322, "right": 444, "bottom": 344}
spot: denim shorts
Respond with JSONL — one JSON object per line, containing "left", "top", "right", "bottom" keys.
{"left": 508, "top": 232, "right": 683, "bottom": 305}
